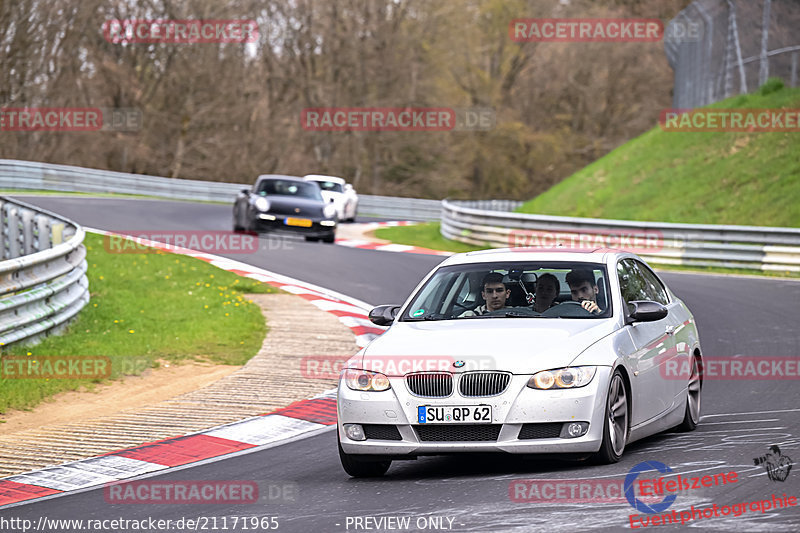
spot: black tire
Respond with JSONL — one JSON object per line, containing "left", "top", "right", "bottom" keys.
{"left": 592, "top": 369, "right": 629, "bottom": 464}
{"left": 233, "top": 207, "right": 244, "bottom": 232}
{"left": 322, "top": 233, "right": 336, "bottom": 244}
{"left": 338, "top": 438, "right": 391, "bottom": 478}
{"left": 676, "top": 356, "right": 701, "bottom": 432}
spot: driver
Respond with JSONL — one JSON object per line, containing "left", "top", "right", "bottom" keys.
{"left": 460, "top": 272, "right": 510, "bottom": 317}
{"left": 565, "top": 268, "right": 603, "bottom": 314}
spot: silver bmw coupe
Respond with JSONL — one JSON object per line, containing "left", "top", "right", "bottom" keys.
{"left": 337, "top": 249, "right": 702, "bottom": 477}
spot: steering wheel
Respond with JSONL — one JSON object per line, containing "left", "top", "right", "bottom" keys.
{"left": 542, "top": 300, "right": 594, "bottom": 317}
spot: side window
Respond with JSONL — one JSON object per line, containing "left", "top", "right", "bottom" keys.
{"left": 617, "top": 259, "right": 667, "bottom": 306}
{"left": 617, "top": 260, "right": 647, "bottom": 304}
{"left": 634, "top": 260, "right": 669, "bottom": 305}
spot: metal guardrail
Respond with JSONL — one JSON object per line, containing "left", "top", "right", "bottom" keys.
{"left": 441, "top": 199, "right": 800, "bottom": 273}
{"left": 0, "top": 159, "right": 440, "bottom": 221}
{"left": 3, "top": 159, "right": 798, "bottom": 272}
{"left": 0, "top": 196, "right": 89, "bottom": 347}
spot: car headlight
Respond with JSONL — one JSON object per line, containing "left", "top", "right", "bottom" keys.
{"left": 343, "top": 368, "right": 391, "bottom": 392}
{"left": 323, "top": 204, "right": 337, "bottom": 218}
{"left": 254, "top": 197, "right": 270, "bottom": 212}
{"left": 528, "top": 366, "right": 597, "bottom": 390}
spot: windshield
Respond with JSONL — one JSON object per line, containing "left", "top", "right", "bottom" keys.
{"left": 257, "top": 179, "right": 323, "bottom": 200}
{"left": 401, "top": 262, "right": 612, "bottom": 321}
{"left": 313, "top": 180, "right": 344, "bottom": 193}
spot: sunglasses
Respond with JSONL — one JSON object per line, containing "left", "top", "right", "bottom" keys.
{"left": 483, "top": 287, "right": 508, "bottom": 294}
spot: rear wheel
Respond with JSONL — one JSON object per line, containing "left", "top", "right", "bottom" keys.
{"left": 338, "top": 438, "right": 391, "bottom": 478}
{"left": 592, "top": 369, "right": 628, "bottom": 464}
{"left": 676, "top": 356, "right": 701, "bottom": 431}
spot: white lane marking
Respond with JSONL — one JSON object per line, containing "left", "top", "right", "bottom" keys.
{"left": 203, "top": 415, "right": 326, "bottom": 446}
{"left": 694, "top": 427, "right": 787, "bottom": 433}
{"left": 355, "top": 333, "right": 379, "bottom": 347}
{"left": 276, "top": 284, "right": 337, "bottom": 299}
{"left": 702, "top": 407, "right": 800, "bottom": 418}
{"left": 375, "top": 244, "right": 415, "bottom": 252}
{"left": 7, "top": 466, "right": 118, "bottom": 492}
{"left": 700, "top": 419, "right": 780, "bottom": 425}
{"left": 68, "top": 456, "right": 168, "bottom": 478}
{"left": 308, "top": 299, "right": 369, "bottom": 315}
{"left": 338, "top": 315, "right": 384, "bottom": 329}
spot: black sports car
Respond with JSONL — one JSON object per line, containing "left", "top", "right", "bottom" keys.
{"left": 233, "top": 175, "right": 338, "bottom": 243}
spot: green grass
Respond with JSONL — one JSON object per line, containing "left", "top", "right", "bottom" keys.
{"left": 0, "top": 232, "right": 274, "bottom": 417}
{"left": 373, "top": 81, "right": 800, "bottom": 278}
{"left": 517, "top": 80, "right": 800, "bottom": 227}
{"left": 373, "top": 222, "right": 485, "bottom": 253}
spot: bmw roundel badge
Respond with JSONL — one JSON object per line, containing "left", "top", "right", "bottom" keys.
{"left": 453, "top": 360, "right": 465, "bottom": 368}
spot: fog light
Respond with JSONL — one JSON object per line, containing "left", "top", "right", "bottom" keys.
{"left": 344, "top": 424, "right": 366, "bottom": 441}
{"left": 560, "top": 422, "right": 589, "bottom": 438}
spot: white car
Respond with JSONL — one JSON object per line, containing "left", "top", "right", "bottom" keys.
{"left": 337, "top": 249, "right": 702, "bottom": 477}
{"left": 303, "top": 175, "right": 358, "bottom": 222}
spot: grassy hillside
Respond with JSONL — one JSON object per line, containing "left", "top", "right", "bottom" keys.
{"left": 517, "top": 80, "right": 800, "bottom": 227}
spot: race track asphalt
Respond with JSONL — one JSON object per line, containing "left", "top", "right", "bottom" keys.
{"left": 3, "top": 196, "right": 799, "bottom": 532}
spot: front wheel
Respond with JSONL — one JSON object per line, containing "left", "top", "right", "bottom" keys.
{"left": 676, "top": 356, "right": 701, "bottom": 431}
{"left": 338, "top": 438, "right": 391, "bottom": 478}
{"left": 322, "top": 232, "right": 336, "bottom": 244}
{"left": 592, "top": 369, "right": 628, "bottom": 464}
{"left": 233, "top": 207, "right": 244, "bottom": 232}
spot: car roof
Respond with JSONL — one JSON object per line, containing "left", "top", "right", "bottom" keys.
{"left": 256, "top": 174, "right": 306, "bottom": 183}
{"left": 438, "top": 247, "right": 629, "bottom": 267}
{"left": 303, "top": 174, "right": 346, "bottom": 184}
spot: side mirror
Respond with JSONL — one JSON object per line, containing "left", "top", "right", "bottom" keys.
{"left": 241, "top": 188, "right": 250, "bottom": 194}
{"left": 329, "top": 198, "right": 335, "bottom": 203}
{"left": 626, "top": 300, "right": 668, "bottom": 324}
{"left": 369, "top": 305, "right": 400, "bottom": 326}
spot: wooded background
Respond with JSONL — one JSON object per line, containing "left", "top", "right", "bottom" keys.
{"left": 0, "top": 0, "right": 691, "bottom": 199}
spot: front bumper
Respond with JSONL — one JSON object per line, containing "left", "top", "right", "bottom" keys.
{"left": 252, "top": 213, "right": 336, "bottom": 237}
{"left": 337, "top": 367, "right": 611, "bottom": 456}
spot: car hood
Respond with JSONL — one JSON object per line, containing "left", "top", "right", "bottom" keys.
{"left": 358, "top": 318, "right": 618, "bottom": 375}
{"left": 262, "top": 195, "right": 324, "bottom": 216}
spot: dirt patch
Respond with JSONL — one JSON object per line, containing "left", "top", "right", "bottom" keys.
{"left": 0, "top": 360, "right": 239, "bottom": 434}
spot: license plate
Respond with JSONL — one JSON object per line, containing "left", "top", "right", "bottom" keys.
{"left": 417, "top": 405, "right": 492, "bottom": 424}
{"left": 284, "top": 217, "right": 312, "bottom": 227}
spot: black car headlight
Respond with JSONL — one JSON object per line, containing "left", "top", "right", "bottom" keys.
{"left": 528, "top": 366, "right": 597, "bottom": 389}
